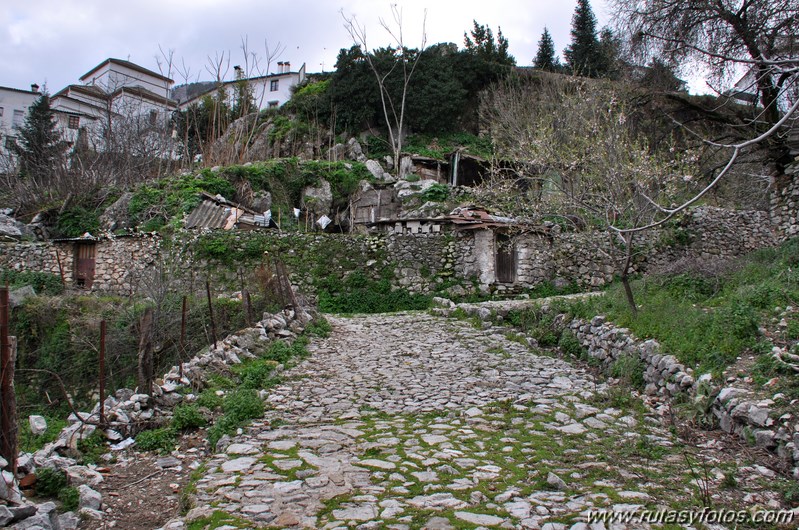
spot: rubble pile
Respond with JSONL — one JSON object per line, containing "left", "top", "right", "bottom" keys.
{"left": 1, "top": 306, "right": 314, "bottom": 529}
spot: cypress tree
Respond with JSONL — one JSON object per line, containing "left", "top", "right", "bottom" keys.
{"left": 11, "top": 93, "right": 66, "bottom": 179}
{"left": 534, "top": 28, "right": 559, "bottom": 72}
{"left": 564, "top": 0, "right": 601, "bottom": 77}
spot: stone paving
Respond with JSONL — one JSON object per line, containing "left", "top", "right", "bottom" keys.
{"left": 172, "top": 312, "right": 790, "bottom": 530}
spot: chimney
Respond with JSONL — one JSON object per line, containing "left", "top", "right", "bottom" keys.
{"left": 234, "top": 65, "right": 243, "bottom": 79}
{"left": 285, "top": 62, "right": 291, "bottom": 72}
{"left": 277, "top": 61, "right": 284, "bottom": 74}
{"left": 31, "top": 83, "right": 40, "bottom": 93}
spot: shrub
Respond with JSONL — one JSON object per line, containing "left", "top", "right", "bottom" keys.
{"left": 609, "top": 353, "right": 645, "bottom": 389}
{"left": 223, "top": 389, "right": 264, "bottom": 422}
{"left": 59, "top": 486, "right": 79, "bottom": 511}
{"left": 196, "top": 389, "right": 224, "bottom": 410}
{"left": 35, "top": 467, "right": 67, "bottom": 497}
{"left": 236, "top": 359, "right": 279, "bottom": 390}
{"left": 172, "top": 404, "right": 206, "bottom": 431}
{"left": 136, "top": 427, "right": 176, "bottom": 453}
{"left": 558, "top": 331, "right": 584, "bottom": 358}
{"left": 76, "top": 431, "right": 108, "bottom": 464}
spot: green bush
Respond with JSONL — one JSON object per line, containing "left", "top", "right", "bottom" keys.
{"left": 136, "top": 427, "right": 176, "bottom": 453}
{"left": 76, "top": 431, "right": 108, "bottom": 464}
{"left": 172, "top": 404, "right": 206, "bottom": 431}
{"left": 58, "top": 486, "right": 79, "bottom": 511}
{"left": 35, "top": 467, "right": 67, "bottom": 497}
{"left": 222, "top": 389, "right": 264, "bottom": 422}
{"left": 196, "top": 389, "right": 224, "bottom": 410}
{"left": 558, "top": 331, "right": 584, "bottom": 358}
{"left": 235, "top": 359, "right": 279, "bottom": 390}
{"left": 609, "top": 354, "right": 645, "bottom": 389}
{"left": 0, "top": 269, "right": 64, "bottom": 295}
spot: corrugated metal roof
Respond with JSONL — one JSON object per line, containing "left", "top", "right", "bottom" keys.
{"left": 185, "top": 192, "right": 277, "bottom": 230}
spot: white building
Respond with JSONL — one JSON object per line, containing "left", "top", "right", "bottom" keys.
{"left": 51, "top": 58, "right": 177, "bottom": 150}
{"left": 0, "top": 84, "right": 42, "bottom": 161}
{"left": 175, "top": 62, "right": 306, "bottom": 111}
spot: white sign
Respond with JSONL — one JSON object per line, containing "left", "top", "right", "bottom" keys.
{"left": 316, "top": 215, "right": 332, "bottom": 229}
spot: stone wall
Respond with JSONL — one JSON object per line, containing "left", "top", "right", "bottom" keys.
{"left": 771, "top": 167, "right": 799, "bottom": 240}
{"left": 0, "top": 235, "right": 160, "bottom": 294}
{"left": 0, "top": 205, "right": 785, "bottom": 297}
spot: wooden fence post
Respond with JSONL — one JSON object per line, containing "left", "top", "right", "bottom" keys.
{"left": 0, "top": 287, "right": 18, "bottom": 473}
{"left": 99, "top": 320, "right": 106, "bottom": 424}
{"left": 205, "top": 281, "right": 218, "bottom": 348}
{"left": 137, "top": 307, "right": 154, "bottom": 396}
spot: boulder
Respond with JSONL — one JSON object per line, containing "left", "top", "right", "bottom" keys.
{"left": 300, "top": 180, "right": 333, "bottom": 216}
{"left": 29, "top": 415, "right": 48, "bottom": 436}
{"left": 78, "top": 484, "right": 102, "bottom": 511}
{"left": 0, "top": 213, "right": 31, "bottom": 239}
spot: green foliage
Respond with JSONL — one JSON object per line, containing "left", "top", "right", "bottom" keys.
{"left": 208, "top": 389, "right": 265, "bottom": 448}
{"left": 136, "top": 427, "right": 177, "bottom": 453}
{"left": 577, "top": 237, "right": 799, "bottom": 375}
{"left": 534, "top": 28, "right": 561, "bottom": 72}
{"left": 35, "top": 467, "right": 67, "bottom": 498}
{"left": 196, "top": 389, "right": 224, "bottom": 410}
{"left": 10, "top": 93, "right": 67, "bottom": 180}
{"left": 76, "top": 431, "right": 108, "bottom": 464}
{"left": 564, "top": 0, "right": 602, "bottom": 77}
{"left": 463, "top": 20, "right": 516, "bottom": 66}
{"left": 59, "top": 486, "right": 79, "bottom": 511}
{"left": 128, "top": 170, "right": 236, "bottom": 230}
{"left": 609, "top": 353, "right": 645, "bottom": 389}
{"left": 223, "top": 388, "right": 264, "bottom": 421}
{"left": 558, "top": 330, "right": 584, "bottom": 358}
{"left": 171, "top": 403, "right": 206, "bottom": 431}
{"left": 420, "top": 183, "right": 451, "bottom": 203}
{"left": 55, "top": 205, "right": 101, "bottom": 238}
{"left": 18, "top": 415, "right": 68, "bottom": 453}
{"left": 234, "top": 358, "right": 279, "bottom": 390}
{"left": 318, "top": 271, "right": 431, "bottom": 314}
{"left": 305, "top": 317, "right": 332, "bottom": 338}
{"left": 0, "top": 269, "right": 64, "bottom": 295}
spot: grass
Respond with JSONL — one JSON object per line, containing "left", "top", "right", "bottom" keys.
{"left": 568, "top": 237, "right": 799, "bottom": 377}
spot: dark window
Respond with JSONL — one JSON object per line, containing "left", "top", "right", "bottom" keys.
{"left": 68, "top": 115, "right": 80, "bottom": 129}
{"left": 4, "top": 135, "right": 15, "bottom": 150}
{"left": 148, "top": 110, "right": 158, "bottom": 125}
{"left": 13, "top": 110, "right": 24, "bottom": 127}
{"left": 268, "top": 101, "right": 279, "bottom": 108}
{"left": 270, "top": 79, "right": 279, "bottom": 91}
{"left": 0, "top": 107, "right": 4, "bottom": 117}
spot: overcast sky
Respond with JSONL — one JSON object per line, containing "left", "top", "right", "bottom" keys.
{"left": 2, "top": 0, "right": 613, "bottom": 93}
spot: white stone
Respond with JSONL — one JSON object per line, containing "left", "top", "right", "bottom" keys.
{"left": 29, "top": 415, "right": 47, "bottom": 436}
{"left": 220, "top": 457, "right": 256, "bottom": 473}
{"left": 454, "top": 511, "right": 505, "bottom": 526}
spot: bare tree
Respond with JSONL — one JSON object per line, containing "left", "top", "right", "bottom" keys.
{"left": 480, "top": 76, "right": 700, "bottom": 313}
{"left": 341, "top": 5, "right": 427, "bottom": 172}
{"left": 612, "top": 0, "right": 799, "bottom": 126}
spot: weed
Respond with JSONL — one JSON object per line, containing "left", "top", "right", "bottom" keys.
{"left": 136, "top": 427, "right": 177, "bottom": 454}
{"left": 609, "top": 354, "right": 645, "bottom": 389}
{"left": 35, "top": 467, "right": 67, "bottom": 497}
{"left": 172, "top": 403, "right": 206, "bottom": 431}
{"left": 58, "top": 486, "right": 79, "bottom": 511}
{"left": 76, "top": 431, "right": 109, "bottom": 464}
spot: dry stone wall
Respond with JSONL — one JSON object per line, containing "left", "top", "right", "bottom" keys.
{"left": 771, "top": 167, "right": 799, "bottom": 240}
{"left": 0, "top": 206, "right": 787, "bottom": 297}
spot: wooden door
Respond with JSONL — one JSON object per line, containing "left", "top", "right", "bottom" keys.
{"left": 495, "top": 233, "right": 516, "bottom": 283}
{"left": 74, "top": 243, "right": 96, "bottom": 288}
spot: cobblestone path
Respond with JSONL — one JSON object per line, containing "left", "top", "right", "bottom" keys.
{"left": 178, "top": 312, "right": 786, "bottom": 530}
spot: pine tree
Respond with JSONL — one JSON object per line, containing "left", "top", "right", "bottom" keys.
{"left": 564, "top": 0, "right": 601, "bottom": 77}
{"left": 534, "top": 28, "right": 560, "bottom": 72}
{"left": 11, "top": 93, "right": 66, "bottom": 179}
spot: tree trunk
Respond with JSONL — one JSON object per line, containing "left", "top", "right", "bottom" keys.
{"left": 620, "top": 233, "right": 638, "bottom": 317}
{"left": 137, "top": 307, "right": 154, "bottom": 396}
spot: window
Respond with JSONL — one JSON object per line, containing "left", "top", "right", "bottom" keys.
{"left": 5, "top": 135, "right": 15, "bottom": 150}
{"left": 13, "top": 110, "right": 24, "bottom": 127}
{"left": 268, "top": 101, "right": 279, "bottom": 108}
{"left": 270, "top": 79, "right": 279, "bottom": 92}
{"left": 0, "top": 107, "right": 4, "bottom": 117}
{"left": 148, "top": 110, "right": 158, "bottom": 126}
{"left": 68, "top": 115, "right": 80, "bottom": 129}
